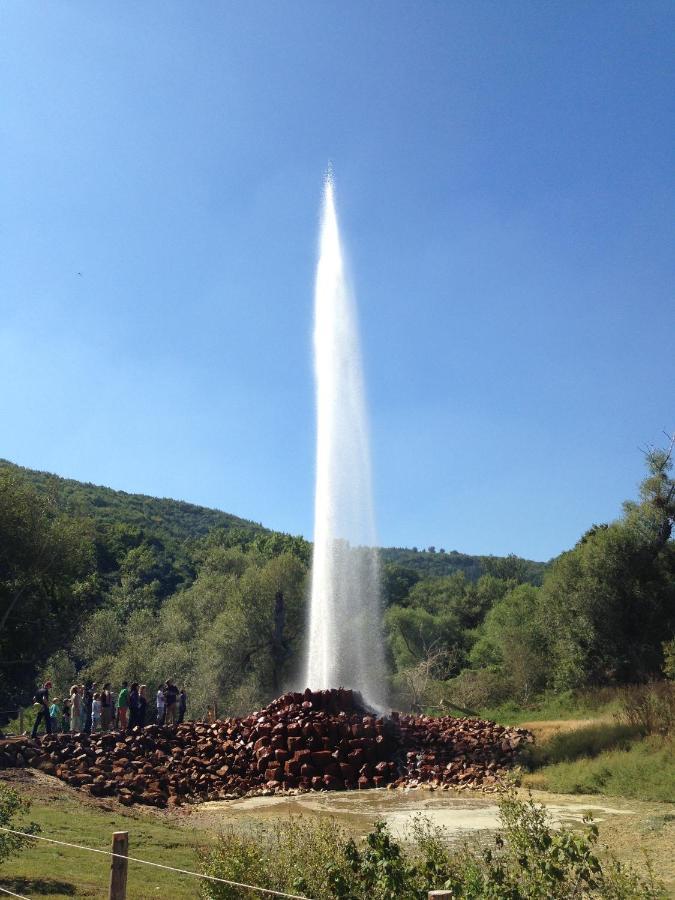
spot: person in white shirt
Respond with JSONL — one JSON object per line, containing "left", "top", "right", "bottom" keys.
{"left": 156, "top": 686, "right": 166, "bottom": 724}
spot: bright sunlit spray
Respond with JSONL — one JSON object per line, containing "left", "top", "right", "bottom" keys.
{"left": 305, "top": 172, "right": 385, "bottom": 709}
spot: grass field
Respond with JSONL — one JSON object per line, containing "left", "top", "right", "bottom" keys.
{"left": 0, "top": 772, "right": 213, "bottom": 899}
{"left": 483, "top": 687, "right": 675, "bottom": 805}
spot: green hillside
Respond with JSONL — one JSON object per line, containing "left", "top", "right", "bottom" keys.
{"left": 0, "top": 459, "right": 545, "bottom": 580}
{"left": 0, "top": 459, "right": 266, "bottom": 545}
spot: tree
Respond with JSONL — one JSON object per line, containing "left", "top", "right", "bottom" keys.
{"left": 0, "top": 472, "right": 94, "bottom": 706}
{"left": 541, "top": 440, "right": 675, "bottom": 689}
{"left": 470, "top": 584, "right": 548, "bottom": 700}
{"left": 381, "top": 564, "right": 420, "bottom": 607}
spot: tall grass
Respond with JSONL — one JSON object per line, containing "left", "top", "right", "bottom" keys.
{"left": 523, "top": 735, "right": 674, "bottom": 803}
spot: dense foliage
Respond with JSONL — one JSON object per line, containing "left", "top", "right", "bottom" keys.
{"left": 199, "top": 791, "right": 664, "bottom": 899}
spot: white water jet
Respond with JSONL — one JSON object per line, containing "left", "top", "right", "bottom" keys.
{"left": 305, "top": 173, "right": 386, "bottom": 709}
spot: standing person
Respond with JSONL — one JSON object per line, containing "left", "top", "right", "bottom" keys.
{"left": 78, "top": 685, "right": 87, "bottom": 731}
{"left": 83, "top": 682, "right": 94, "bottom": 734}
{"left": 91, "top": 693, "right": 102, "bottom": 732}
{"left": 177, "top": 688, "right": 187, "bottom": 724}
{"left": 128, "top": 683, "right": 140, "bottom": 729}
{"left": 164, "top": 680, "right": 178, "bottom": 725}
{"left": 69, "top": 685, "right": 81, "bottom": 733}
{"left": 101, "top": 683, "right": 113, "bottom": 731}
{"left": 48, "top": 698, "right": 61, "bottom": 733}
{"left": 117, "top": 682, "right": 129, "bottom": 730}
{"left": 156, "top": 684, "right": 166, "bottom": 725}
{"left": 31, "top": 681, "right": 52, "bottom": 739}
{"left": 138, "top": 685, "right": 147, "bottom": 728}
{"left": 62, "top": 696, "right": 71, "bottom": 733}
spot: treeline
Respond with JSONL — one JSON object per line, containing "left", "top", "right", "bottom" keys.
{"left": 385, "top": 443, "right": 675, "bottom": 711}
{"left": 1, "top": 444, "right": 673, "bottom": 721}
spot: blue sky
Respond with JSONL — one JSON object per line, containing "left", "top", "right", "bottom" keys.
{"left": 1, "top": 2, "right": 673, "bottom": 561}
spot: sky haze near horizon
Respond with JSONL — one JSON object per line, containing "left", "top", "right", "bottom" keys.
{"left": 1, "top": 2, "right": 673, "bottom": 561}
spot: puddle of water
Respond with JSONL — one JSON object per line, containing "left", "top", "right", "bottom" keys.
{"left": 196, "top": 789, "right": 632, "bottom": 841}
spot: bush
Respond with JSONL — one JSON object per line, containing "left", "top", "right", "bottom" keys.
{"left": 663, "top": 638, "right": 675, "bottom": 680}
{"left": 617, "top": 682, "right": 675, "bottom": 736}
{"left": 444, "top": 668, "right": 513, "bottom": 712}
{"left": 0, "top": 784, "right": 40, "bottom": 867}
{"left": 199, "top": 791, "right": 664, "bottom": 899}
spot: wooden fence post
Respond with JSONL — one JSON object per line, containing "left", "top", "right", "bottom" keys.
{"left": 109, "top": 831, "right": 128, "bottom": 900}
{"left": 428, "top": 892, "right": 453, "bottom": 899}
{"left": 19, "top": 708, "right": 24, "bottom": 735}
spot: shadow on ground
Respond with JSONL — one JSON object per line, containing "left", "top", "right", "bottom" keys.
{"left": 0, "top": 877, "right": 76, "bottom": 895}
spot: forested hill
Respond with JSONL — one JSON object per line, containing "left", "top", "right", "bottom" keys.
{"left": 380, "top": 547, "right": 547, "bottom": 584}
{"left": 2, "top": 444, "right": 672, "bottom": 719}
{"left": 0, "top": 458, "right": 545, "bottom": 580}
{"left": 0, "top": 459, "right": 266, "bottom": 544}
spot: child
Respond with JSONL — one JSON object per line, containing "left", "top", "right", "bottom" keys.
{"left": 91, "top": 692, "right": 102, "bottom": 732}
{"left": 49, "top": 698, "right": 61, "bottom": 733}
{"left": 62, "top": 696, "right": 71, "bottom": 732}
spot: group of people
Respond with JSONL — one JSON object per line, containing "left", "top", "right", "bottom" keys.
{"left": 31, "top": 679, "right": 187, "bottom": 738}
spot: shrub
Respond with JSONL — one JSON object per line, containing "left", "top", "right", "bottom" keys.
{"left": 444, "top": 668, "right": 513, "bottom": 712}
{"left": 662, "top": 638, "right": 675, "bottom": 680}
{"left": 616, "top": 682, "right": 675, "bottom": 736}
{"left": 0, "top": 784, "right": 40, "bottom": 867}
{"left": 199, "top": 791, "right": 664, "bottom": 899}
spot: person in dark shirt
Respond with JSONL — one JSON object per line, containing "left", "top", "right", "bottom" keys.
{"left": 101, "top": 683, "right": 113, "bottom": 731}
{"left": 128, "top": 682, "right": 140, "bottom": 729}
{"left": 164, "top": 680, "right": 178, "bottom": 725}
{"left": 138, "top": 685, "right": 147, "bottom": 727}
{"left": 83, "top": 682, "right": 95, "bottom": 734}
{"left": 31, "top": 681, "right": 53, "bottom": 739}
{"left": 178, "top": 688, "right": 187, "bottom": 724}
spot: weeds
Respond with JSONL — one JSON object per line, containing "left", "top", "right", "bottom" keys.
{"left": 616, "top": 682, "right": 674, "bottom": 736}
{"left": 199, "top": 790, "right": 665, "bottom": 899}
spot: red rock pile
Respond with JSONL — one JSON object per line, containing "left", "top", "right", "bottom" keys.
{"left": 0, "top": 689, "right": 531, "bottom": 808}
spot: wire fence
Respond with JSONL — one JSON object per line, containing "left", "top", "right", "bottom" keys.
{"left": 0, "top": 887, "right": 32, "bottom": 900}
{"left": 0, "top": 825, "right": 314, "bottom": 900}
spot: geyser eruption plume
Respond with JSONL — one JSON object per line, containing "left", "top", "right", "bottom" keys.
{"left": 306, "top": 173, "right": 386, "bottom": 709}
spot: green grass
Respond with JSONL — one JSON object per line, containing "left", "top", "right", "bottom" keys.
{"left": 526, "top": 722, "right": 641, "bottom": 766}
{"left": 524, "top": 734, "right": 675, "bottom": 804}
{"left": 480, "top": 688, "right": 623, "bottom": 726}
{"left": 0, "top": 787, "right": 213, "bottom": 899}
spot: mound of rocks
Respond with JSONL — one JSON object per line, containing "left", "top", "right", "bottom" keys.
{"left": 0, "top": 689, "right": 532, "bottom": 808}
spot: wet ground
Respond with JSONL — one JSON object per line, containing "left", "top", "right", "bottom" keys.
{"left": 194, "top": 785, "right": 632, "bottom": 841}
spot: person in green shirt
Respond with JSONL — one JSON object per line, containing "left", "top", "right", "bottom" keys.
{"left": 117, "top": 682, "right": 129, "bottom": 730}
{"left": 48, "top": 698, "right": 61, "bottom": 733}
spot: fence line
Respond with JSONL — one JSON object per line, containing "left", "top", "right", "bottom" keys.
{"left": 0, "top": 826, "right": 313, "bottom": 900}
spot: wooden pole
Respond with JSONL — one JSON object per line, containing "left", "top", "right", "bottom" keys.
{"left": 428, "top": 892, "right": 453, "bottom": 899}
{"left": 19, "top": 708, "right": 24, "bottom": 735}
{"left": 109, "top": 831, "right": 128, "bottom": 900}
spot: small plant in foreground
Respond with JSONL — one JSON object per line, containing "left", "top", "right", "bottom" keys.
{"left": 0, "top": 784, "right": 40, "bottom": 867}
{"left": 199, "top": 790, "right": 664, "bottom": 899}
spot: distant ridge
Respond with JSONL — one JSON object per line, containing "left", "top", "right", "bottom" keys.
{"left": 0, "top": 458, "right": 546, "bottom": 581}
{"left": 0, "top": 458, "right": 266, "bottom": 544}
